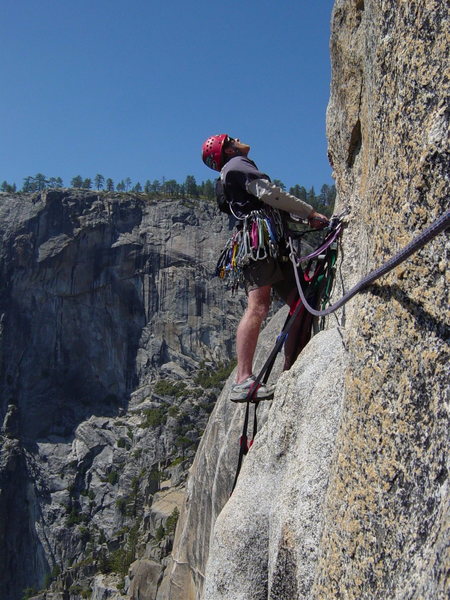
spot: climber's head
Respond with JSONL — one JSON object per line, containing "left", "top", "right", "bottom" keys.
{"left": 201, "top": 135, "right": 250, "bottom": 171}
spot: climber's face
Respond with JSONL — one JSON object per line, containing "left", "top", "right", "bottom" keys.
{"left": 224, "top": 137, "right": 250, "bottom": 158}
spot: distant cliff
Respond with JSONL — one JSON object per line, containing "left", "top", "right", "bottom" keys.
{"left": 169, "top": 1, "right": 449, "bottom": 599}
{"left": 0, "top": 190, "right": 240, "bottom": 599}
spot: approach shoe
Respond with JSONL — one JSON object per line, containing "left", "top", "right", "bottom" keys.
{"left": 230, "top": 376, "right": 275, "bottom": 403}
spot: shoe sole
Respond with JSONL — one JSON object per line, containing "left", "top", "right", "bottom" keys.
{"left": 230, "top": 392, "right": 274, "bottom": 403}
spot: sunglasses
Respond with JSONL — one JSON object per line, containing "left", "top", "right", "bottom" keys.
{"left": 224, "top": 136, "right": 235, "bottom": 147}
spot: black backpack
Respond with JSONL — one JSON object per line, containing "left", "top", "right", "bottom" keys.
{"left": 215, "top": 177, "right": 232, "bottom": 214}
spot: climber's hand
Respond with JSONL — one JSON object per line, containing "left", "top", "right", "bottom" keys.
{"left": 308, "top": 211, "right": 329, "bottom": 230}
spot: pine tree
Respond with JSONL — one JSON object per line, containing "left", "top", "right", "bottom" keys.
{"left": 1, "top": 181, "right": 16, "bottom": 192}
{"left": 71, "top": 175, "right": 83, "bottom": 189}
{"left": 319, "top": 184, "right": 336, "bottom": 208}
{"left": 22, "top": 176, "right": 34, "bottom": 192}
{"left": 106, "top": 178, "right": 114, "bottom": 191}
{"left": 184, "top": 175, "right": 199, "bottom": 198}
{"left": 48, "top": 177, "right": 63, "bottom": 189}
{"left": 298, "top": 186, "right": 307, "bottom": 201}
{"left": 164, "top": 180, "right": 180, "bottom": 196}
{"left": 307, "top": 186, "right": 316, "bottom": 205}
{"left": 33, "top": 173, "right": 49, "bottom": 190}
{"left": 204, "top": 179, "right": 215, "bottom": 200}
{"left": 94, "top": 174, "right": 105, "bottom": 190}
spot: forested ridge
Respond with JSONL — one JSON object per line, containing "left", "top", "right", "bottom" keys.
{"left": 1, "top": 173, "right": 336, "bottom": 216}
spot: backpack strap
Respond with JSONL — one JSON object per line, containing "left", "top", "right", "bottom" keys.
{"left": 215, "top": 177, "right": 232, "bottom": 214}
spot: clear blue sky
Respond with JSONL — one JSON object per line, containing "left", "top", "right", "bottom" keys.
{"left": 1, "top": 0, "right": 335, "bottom": 192}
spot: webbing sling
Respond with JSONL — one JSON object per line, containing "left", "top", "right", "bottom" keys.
{"left": 231, "top": 298, "right": 305, "bottom": 493}
{"left": 290, "top": 208, "right": 450, "bottom": 317}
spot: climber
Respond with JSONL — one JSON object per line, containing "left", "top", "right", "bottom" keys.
{"left": 202, "top": 134, "right": 329, "bottom": 402}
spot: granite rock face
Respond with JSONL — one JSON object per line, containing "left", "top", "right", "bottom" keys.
{"left": 203, "top": 328, "right": 346, "bottom": 600}
{"left": 170, "top": 1, "right": 449, "bottom": 599}
{"left": 0, "top": 190, "right": 238, "bottom": 599}
{"left": 317, "top": 1, "right": 449, "bottom": 598}
{"left": 166, "top": 310, "right": 287, "bottom": 599}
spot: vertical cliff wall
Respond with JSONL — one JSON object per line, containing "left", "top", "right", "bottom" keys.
{"left": 171, "top": 1, "right": 449, "bottom": 599}
{"left": 0, "top": 191, "right": 238, "bottom": 599}
{"left": 315, "top": 1, "right": 449, "bottom": 597}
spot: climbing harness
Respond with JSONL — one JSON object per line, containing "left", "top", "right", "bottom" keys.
{"left": 231, "top": 207, "right": 449, "bottom": 494}
{"left": 215, "top": 208, "right": 286, "bottom": 292}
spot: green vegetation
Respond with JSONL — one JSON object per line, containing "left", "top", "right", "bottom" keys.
{"left": 140, "top": 406, "right": 166, "bottom": 428}
{"left": 115, "top": 497, "right": 128, "bottom": 515}
{"left": 154, "top": 379, "right": 187, "bottom": 397}
{"left": 175, "top": 435, "right": 194, "bottom": 459}
{"left": 69, "top": 584, "right": 91, "bottom": 598}
{"left": 115, "top": 475, "right": 141, "bottom": 517}
{"left": 98, "top": 530, "right": 107, "bottom": 544}
{"left": 198, "top": 400, "right": 214, "bottom": 414}
{"left": 117, "top": 437, "right": 131, "bottom": 450}
{"left": 104, "top": 470, "right": 119, "bottom": 485}
{"left": 65, "top": 507, "right": 87, "bottom": 526}
{"left": 288, "top": 183, "right": 336, "bottom": 217}
{"left": 1, "top": 173, "right": 217, "bottom": 199}
{"left": 80, "top": 488, "right": 95, "bottom": 501}
{"left": 78, "top": 526, "right": 90, "bottom": 543}
{"left": 69, "top": 584, "right": 82, "bottom": 594}
{"left": 166, "top": 507, "right": 180, "bottom": 534}
{"left": 1, "top": 173, "right": 335, "bottom": 216}
{"left": 43, "top": 564, "right": 61, "bottom": 588}
{"left": 99, "top": 524, "right": 139, "bottom": 577}
{"left": 168, "top": 405, "right": 180, "bottom": 418}
{"left": 155, "top": 523, "right": 166, "bottom": 542}
{"left": 153, "top": 508, "right": 179, "bottom": 544}
{"left": 194, "top": 360, "right": 236, "bottom": 388}
{"left": 70, "top": 554, "right": 95, "bottom": 570}
{"left": 149, "top": 466, "right": 163, "bottom": 483}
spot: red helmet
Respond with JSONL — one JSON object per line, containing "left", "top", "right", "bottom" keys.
{"left": 202, "top": 134, "right": 228, "bottom": 171}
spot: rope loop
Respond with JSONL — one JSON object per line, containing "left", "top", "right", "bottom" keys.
{"left": 291, "top": 208, "right": 450, "bottom": 317}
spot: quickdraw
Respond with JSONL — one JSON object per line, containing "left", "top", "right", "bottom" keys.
{"left": 215, "top": 207, "right": 287, "bottom": 290}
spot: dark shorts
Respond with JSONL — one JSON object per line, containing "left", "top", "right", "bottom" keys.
{"left": 243, "top": 257, "right": 296, "bottom": 302}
